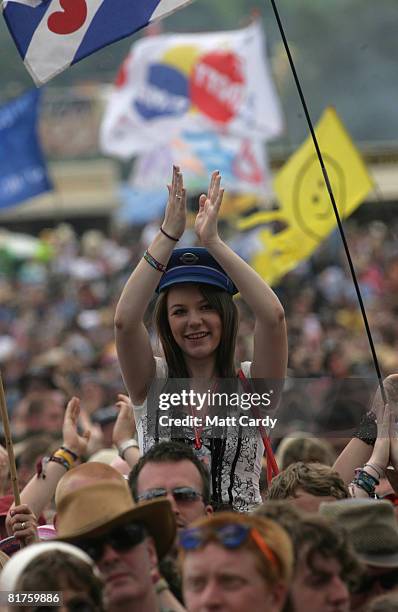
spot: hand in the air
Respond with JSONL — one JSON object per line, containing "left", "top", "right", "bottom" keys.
{"left": 195, "top": 170, "right": 224, "bottom": 247}
{"left": 112, "top": 393, "right": 136, "bottom": 447}
{"left": 162, "top": 165, "right": 187, "bottom": 241}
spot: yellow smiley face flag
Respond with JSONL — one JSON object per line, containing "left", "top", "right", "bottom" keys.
{"left": 238, "top": 107, "right": 374, "bottom": 285}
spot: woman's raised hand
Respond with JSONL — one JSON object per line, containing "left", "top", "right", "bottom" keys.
{"left": 385, "top": 374, "right": 398, "bottom": 469}
{"left": 370, "top": 374, "right": 398, "bottom": 471}
{"left": 162, "top": 165, "right": 187, "bottom": 241}
{"left": 195, "top": 170, "right": 224, "bottom": 246}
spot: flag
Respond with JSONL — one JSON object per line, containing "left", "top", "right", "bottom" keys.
{"left": 2, "top": 0, "right": 195, "bottom": 85}
{"left": 100, "top": 21, "right": 283, "bottom": 157}
{"left": 0, "top": 89, "right": 52, "bottom": 209}
{"left": 131, "top": 128, "right": 272, "bottom": 197}
{"left": 238, "top": 108, "right": 374, "bottom": 286}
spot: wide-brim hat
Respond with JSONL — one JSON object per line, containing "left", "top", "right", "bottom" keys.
{"left": 319, "top": 498, "right": 398, "bottom": 568}
{"left": 56, "top": 479, "right": 175, "bottom": 559}
{"left": 157, "top": 247, "right": 238, "bottom": 294}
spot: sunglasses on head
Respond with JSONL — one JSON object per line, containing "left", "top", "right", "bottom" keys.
{"left": 137, "top": 486, "right": 203, "bottom": 503}
{"left": 354, "top": 569, "right": 398, "bottom": 593}
{"left": 74, "top": 523, "right": 147, "bottom": 563}
{"left": 179, "top": 523, "right": 278, "bottom": 568}
{"left": 31, "top": 600, "right": 97, "bottom": 612}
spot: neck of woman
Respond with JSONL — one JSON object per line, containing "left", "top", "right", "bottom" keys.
{"left": 185, "top": 356, "right": 218, "bottom": 380}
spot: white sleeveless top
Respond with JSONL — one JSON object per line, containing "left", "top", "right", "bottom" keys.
{"left": 133, "top": 357, "right": 264, "bottom": 512}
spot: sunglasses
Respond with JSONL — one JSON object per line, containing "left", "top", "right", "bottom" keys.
{"left": 75, "top": 523, "right": 146, "bottom": 563}
{"left": 179, "top": 523, "right": 277, "bottom": 568}
{"left": 354, "top": 569, "right": 398, "bottom": 593}
{"left": 137, "top": 486, "right": 203, "bottom": 503}
{"left": 31, "top": 600, "right": 97, "bottom": 612}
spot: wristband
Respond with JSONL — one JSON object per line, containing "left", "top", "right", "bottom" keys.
{"left": 351, "top": 470, "right": 378, "bottom": 496}
{"left": 118, "top": 439, "right": 139, "bottom": 460}
{"left": 144, "top": 250, "right": 167, "bottom": 273}
{"left": 364, "top": 463, "right": 384, "bottom": 479}
{"left": 53, "top": 449, "right": 76, "bottom": 470}
{"left": 160, "top": 227, "right": 179, "bottom": 242}
{"left": 49, "top": 455, "right": 71, "bottom": 471}
{"left": 60, "top": 446, "right": 79, "bottom": 461}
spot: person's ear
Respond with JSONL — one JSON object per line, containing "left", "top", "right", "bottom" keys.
{"left": 267, "top": 582, "right": 288, "bottom": 611}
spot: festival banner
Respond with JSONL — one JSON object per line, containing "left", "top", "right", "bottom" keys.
{"left": 2, "top": 0, "right": 195, "bottom": 85}
{"left": 100, "top": 21, "right": 283, "bottom": 157}
{"left": 238, "top": 108, "right": 374, "bottom": 286}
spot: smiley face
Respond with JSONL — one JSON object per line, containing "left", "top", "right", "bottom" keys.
{"left": 292, "top": 153, "right": 346, "bottom": 241}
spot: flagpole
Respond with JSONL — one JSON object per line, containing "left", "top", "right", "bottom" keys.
{"left": 0, "top": 373, "right": 21, "bottom": 506}
{"left": 267, "top": 0, "right": 387, "bottom": 404}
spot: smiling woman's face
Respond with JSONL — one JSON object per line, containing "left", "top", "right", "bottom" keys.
{"left": 166, "top": 284, "right": 222, "bottom": 362}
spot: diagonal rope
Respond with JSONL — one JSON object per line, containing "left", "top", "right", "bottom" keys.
{"left": 268, "top": 0, "right": 386, "bottom": 404}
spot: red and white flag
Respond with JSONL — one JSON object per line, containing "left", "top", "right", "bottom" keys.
{"left": 100, "top": 21, "right": 284, "bottom": 157}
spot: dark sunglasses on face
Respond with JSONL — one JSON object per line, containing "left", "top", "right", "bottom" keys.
{"left": 74, "top": 523, "right": 147, "bottom": 562}
{"left": 137, "top": 486, "right": 203, "bottom": 503}
{"left": 353, "top": 569, "right": 398, "bottom": 593}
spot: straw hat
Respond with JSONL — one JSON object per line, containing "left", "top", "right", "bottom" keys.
{"left": 56, "top": 478, "right": 175, "bottom": 559}
{"left": 319, "top": 498, "right": 398, "bottom": 568}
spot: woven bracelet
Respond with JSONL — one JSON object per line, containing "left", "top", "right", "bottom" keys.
{"left": 144, "top": 249, "right": 167, "bottom": 273}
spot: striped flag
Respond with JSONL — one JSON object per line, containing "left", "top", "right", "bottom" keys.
{"left": 2, "top": 0, "right": 194, "bottom": 85}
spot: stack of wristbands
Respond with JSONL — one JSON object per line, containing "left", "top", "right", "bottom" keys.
{"left": 37, "top": 446, "right": 78, "bottom": 478}
{"left": 351, "top": 468, "right": 379, "bottom": 496}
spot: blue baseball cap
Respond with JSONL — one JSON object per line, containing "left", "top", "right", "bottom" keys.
{"left": 157, "top": 247, "right": 238, "bottom": 294}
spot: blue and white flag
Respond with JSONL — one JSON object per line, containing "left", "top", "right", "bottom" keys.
{"left": 0, "top": 89, "right": 52, "bottom": 209}
{"left": 2, "top": 0, "right": 195, "bottom": 85}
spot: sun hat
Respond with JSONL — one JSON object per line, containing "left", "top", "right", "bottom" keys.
{"left": 157, "top": 247, "right": 238, "bottom": 294}
{"left": 0, "top": 541, "right": 95, "bottom": 591}
{"left": 319, "top": 498, "right": 398, "bottom": 568}
{"left": 55, "top": 476, "right": 175, "bottom": 559}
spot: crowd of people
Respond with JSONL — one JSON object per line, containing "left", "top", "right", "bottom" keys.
{"left": 0, "top": 167, "right": 397, "bottom": 610}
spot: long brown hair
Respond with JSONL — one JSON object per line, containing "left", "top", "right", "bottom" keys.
{"left": 154, "top": 283, "right": 239, "bottom": 378}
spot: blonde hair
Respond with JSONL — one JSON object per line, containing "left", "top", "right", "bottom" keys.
{"left": 267, "top": 462, "right": 349, "bottom": 501}
{"left": 180, "top": 511, "right": 293, "bottom": 586}
{"left": 276, "top": 433, "right": 336, "bottom": 470}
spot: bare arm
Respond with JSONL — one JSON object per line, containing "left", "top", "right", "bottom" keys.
{"left": 6, "top": 397, "right": 90, "bottom": 523}
{"left": 114, "top": 166, "right": 187, "bottom": 403}
{"left": 195, "top": 171, "right": 287, "bottom": 380}
{"left": 333, "top": 438, "right": 373, "bottom": 485}
{"left": 334, "top": 375, "right": 398, "bottom": 485}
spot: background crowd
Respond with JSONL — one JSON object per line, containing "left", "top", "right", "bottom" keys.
{"left": 0, "top": 195, "right": 397, "bottom": 612}
{"left": 1, "top": 212, "right": 398, "bottom": 444}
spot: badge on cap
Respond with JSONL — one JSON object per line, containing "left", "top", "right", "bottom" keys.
{"left": 179, "top": 252, "right": 199, "bottom": 265}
